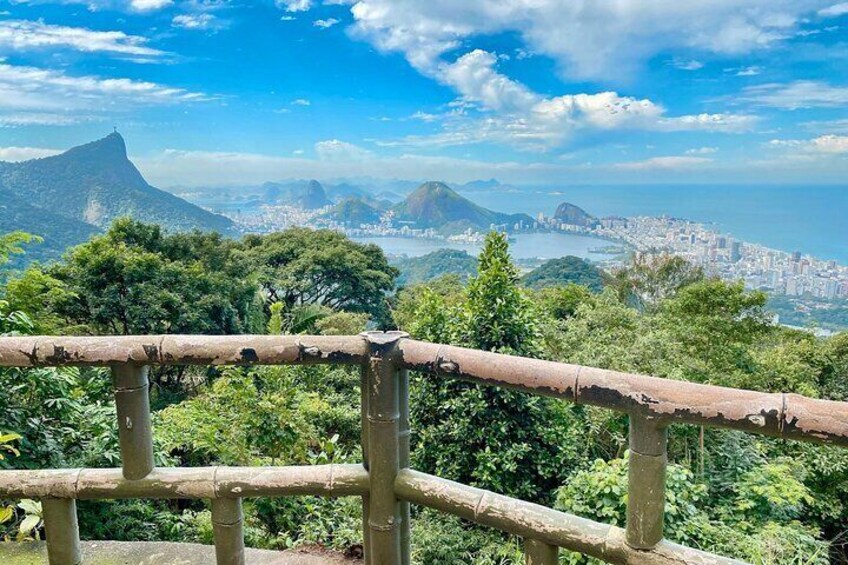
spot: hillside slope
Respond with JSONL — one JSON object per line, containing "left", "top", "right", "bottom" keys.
{"left": 0, "top": 133, "right": 234, "bottom": 233}
{"left": 0, "top": 133, "right": 234, "bottom": 263}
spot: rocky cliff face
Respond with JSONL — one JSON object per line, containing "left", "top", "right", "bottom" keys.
{"left": 553, "top": 202, "right": 597, "bottom": 227}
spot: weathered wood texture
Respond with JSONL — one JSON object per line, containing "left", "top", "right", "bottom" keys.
{"left": 212, "top": 498, "right": 246, "bottom": 565}
{"left": 626, "top": 417, "right": 667, "bottom": 549}
{"left": 0, "top": 335, "right": 369, "bottom": 367}
{"left": 1, "top": 333, "right": 846, "bottom": 565}
{"left": 524, "top": 539, "right": 558, "bottom": 565}
{"left": 0, "top": 465, "right": 370, "bottom": 499}
{"left": 396, "top": 339, "right": 848, "bottom": 446}
{"left": 362, "top": 331, "right": 408, "bottom": 565}
{"left": 112, "top": 364, "right": 154, "bottom": 480}
{"left": 395, "top": 469, "right": 745, "bottom": 565}
{"left": 41, "top": 498, "right": 81, "bottom": 565}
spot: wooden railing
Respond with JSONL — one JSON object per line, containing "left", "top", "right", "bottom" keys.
{"left": 0, "top": 332, "right": 846, "bottom": 565}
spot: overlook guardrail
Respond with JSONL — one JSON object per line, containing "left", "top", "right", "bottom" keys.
{"left": 0, "top": 332, "right": 846, "bottom": 565}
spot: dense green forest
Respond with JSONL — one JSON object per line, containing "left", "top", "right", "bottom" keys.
{"left": 1, "top": 221, "right": 846, "bottom": 564}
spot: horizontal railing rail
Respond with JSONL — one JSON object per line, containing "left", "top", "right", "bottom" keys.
{"left": 0, "top": 333, "right": 845, "bottom": 565}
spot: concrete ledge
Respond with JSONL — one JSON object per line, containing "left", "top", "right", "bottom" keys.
{"left": 0, "top": 541, "right": 360, "bottom": 564}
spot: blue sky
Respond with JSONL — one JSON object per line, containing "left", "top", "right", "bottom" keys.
{"left": 0, "top": 0, "right": 847, "bottom": 186}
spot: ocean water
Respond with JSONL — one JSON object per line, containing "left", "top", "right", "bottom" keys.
{"left": 466, "top": 184, "right": 848, "bottom": 263}
{"left": 353, "top": 233, "right": 612, "bottom": 261}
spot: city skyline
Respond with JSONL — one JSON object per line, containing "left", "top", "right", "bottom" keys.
{"left": 0, "top": 1, "right": 846, "bottom": 186}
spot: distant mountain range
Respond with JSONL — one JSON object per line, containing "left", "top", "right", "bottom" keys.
{"left": 0, "top": 133, "right": 233, "bottom": 263}
{"left": 391, "top": 181, "right": 533, "bottom": 233}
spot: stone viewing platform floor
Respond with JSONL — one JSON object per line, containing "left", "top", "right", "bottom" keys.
{"left": 0, "top": 541, "right": 360, "bottom": 564}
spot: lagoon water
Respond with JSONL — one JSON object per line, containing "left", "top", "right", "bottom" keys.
{"left": 355, "top": 233, "right": 610, "bottom": 261}
{"left": 353, "top": 233, "right": 613, "bottom": 260}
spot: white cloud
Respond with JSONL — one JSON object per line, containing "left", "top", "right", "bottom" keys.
{"left": 410, "top": 110, "right": 439, "bottom": 122}
{"left": 0, "top": 20, "right": 164, "bottom": 57}
{"left": 291, "top": 98, "right": 311, "bottom": 106}
{"left": 0, "top": 62, "right": 209, "bottom": 125}
{"left": 13, "top": 0, "right": 173, "bottom": 12}
{"left": 819, "top": 3, "right": 848, "bottom": 16}
{"left": 172, "top": 13, "right": 219, "bottom": 30}
{"left": 0, "top": 146, "right": 62, "bottom": 161}
{"left": 737, "top": 81, "right": 848, "bottom": 108}
{"left": 735, "top": 66, "right": 762, "bottom": 76}
{"left": 347, "top": 0, "right": 829, "bottom": 81}
{"left": 383, "top": 49, "right": 755, "bottom": 150}
{"left": 277, "top": 0, "right": 311, "bottom": 12}
{"left": 769, "top": 134, "right": 848, "bottom": 154}
{"left": 686, "top": 146, "right": 718, "bottom": 154}
{"left": 670, "top": 58, "right": 704, "bottom": 71}
{"left": 0, "top": 112, "right": 86, "bottom": 126}
{"left": 313, "top": 18, "right": 340, "bottom": 29}
{"left": 801, "top": 118, "right": 848, "bottom": 133}
{"left": 314, "top": 139, "right": 373, "bottom": 160}
{"left": 130, "top": 0, "right": 172, "bottom": 11}
{"left": 614, "top": 155, "right": 714, "bottom": 170}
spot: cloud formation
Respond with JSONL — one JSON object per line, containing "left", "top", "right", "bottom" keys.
{"left": 737, "top": 81, "right": 848, "bottom": 109}
{"left": 383, "top": 49, "right": 755, "bottom": 149}
{"left": 770, "top": 134, "right": 848, "bottom": 154}
{"left": 0, "top": 146, "right": 62, "bottom": 161}
{"left": 347, "top": 0, "right": 829, "bottom": 81}
{"left": 0, "top": 20, "right": 164, "bottom": 57}
{"left": 614, "top": 155, "right": 714, "bottom": 170}
{"left": 0, "top": 62, "right": 209, "bottom": 125}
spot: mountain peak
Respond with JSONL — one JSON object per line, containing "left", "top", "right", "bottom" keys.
{"left": 393, "top": 180, "right": 532, "bottom": 231}
{"left": 63, "top": 131, "right": 128, "bottom": 162}
{"left": 413, "top": 181, "right": 455, "bottom": 196}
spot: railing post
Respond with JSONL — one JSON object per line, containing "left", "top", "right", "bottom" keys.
{"left": 362, "top": 331, "right": 409, "bottom": 565}
{"left": 524, "top": 539, "right": 558, "bottom": 565}
{"left": 360, "top": 364, "right": 372, "bottom": 564}
{"left": 111, "top": 364, "right": 154, "bottom": 480}
{"left": 212, "top": 498, "right": 246, "bottom": 565}
{"left": 42, "top": 498, "right": 81, "bottom": 565}
{"left": 398, "top": 366, "right": 410, "bottom": 565}
{"left": 626, "top": 415, "right": 667, "bottom": 549}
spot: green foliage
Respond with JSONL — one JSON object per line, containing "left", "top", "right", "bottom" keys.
{"left": 610, "top": 253, "right": 705, "bottom": 310}
{"left": 0, "top": 232, "right": 41, "bottom": 268}
{"left": 408, "top": 233, "right": 574, "bottom": 501}
{"left": 156, "top": 367, "right": 313, "bottom": 466}
{"left": 2, "top": 220, "right": 847, "bottom": 562}
{"left": 241, "top": 227, "right": 397, "bottom": 318}
{"left": 532, "top": 284, "right": 596, "bottom": 322}
{"left": 411, "top": 510, "right": 522, "bottom": 565}
{"left": 767, "top": 294, "right": 848, "bottom": 332}
{"left": 556, "top": 455, "right": 829, "bottom": 564}
{"left": 522, "top": 256, "right": 607, "bottom": 292}
{"left": 6, "top": 220, "right": 262, "bottom": 335}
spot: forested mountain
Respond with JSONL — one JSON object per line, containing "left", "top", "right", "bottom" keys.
{"left": 324, "top": 197, "right": 383, "bottom": 226}
{"left": 391, "top": 181, "right": 533, "bottom": 233}
{"left": 392, "top": 248, "right": 478, "bottom": 285}
{"left": 522, "top": 256, "right": 607, "bottom": 291}
{"left": 0, "top": 133, "right": 234, "bottom": 262}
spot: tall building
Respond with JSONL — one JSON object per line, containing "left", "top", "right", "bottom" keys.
{"left": 731, "top": 241, "right": 743, "bottom": 262}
